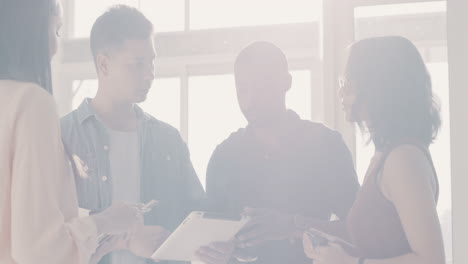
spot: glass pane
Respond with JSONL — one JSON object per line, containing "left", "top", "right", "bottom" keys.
{"left": 72, "top": 79, "right": 98, "bottom": 109}
{"left": 73, "top": 0, "right": 139, "bottom": 38}
{"left": 427, "top": 62, "right": 452, "bottom": 260}
{"left": 355, "top": 1, "right": 446, "bottom": 17}
{"left": 140, "top": 0, "right": 185, "bottom": 33}
{"left": 73, "top": 0, "right": 184, "bottom": 38}
{"left": 287, "top": 70, "right": 312, "bottom": 120}
{"left": 188, "top": 75, "right": 247, "bottom": 187}
{"left": 190, "top": 0, "right": 321, "bottom": 29}
{"left": 139, "top": 78, "right": 181, "bottom": 130}
{"left": 354, "top": 2, "right": 451, "bottom": 263}
{"left": 355, "top": 130, "right": 373, "bottom": 184}
{"left": 72, "top": 78, "right": 181, "bottom": 130}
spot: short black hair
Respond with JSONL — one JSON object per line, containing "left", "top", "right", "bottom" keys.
{"left": 0, "top": 0, "right": 56, "bottom": 93}
{"left": 90, "top": 5, "right": 153, "bottom": 63}
{"left": 346, "top": 36, "right": 441, "bottom": 149}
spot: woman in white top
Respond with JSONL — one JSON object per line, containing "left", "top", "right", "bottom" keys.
{"left": 0, "top": 1, "right": 142, "bottom": 263}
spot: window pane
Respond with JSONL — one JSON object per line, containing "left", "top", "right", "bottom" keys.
{"left": 139, "top": 78, "right": 181, "bottom": 130}
{"left": 190, "top": 0, "right": 321, "bottom": 29}
{"left": 427, "top": 62, "right": 452, "bottom": 260}
{"left": 73, "top": 0, "right": 139, "bottom": 38}
{"left": 354, "top": 2, "right": 451, "bottom": 262}
{"left": 287, "top": 70, "right": 312, "bottom": 120}
{"left": 73, "top": 0, "right": 184, "bottom": 38}
{"left": 140, "top": 0, "right": 185, "bottom": 33}
{"left": 355, "top": 130, "right": 373, "bottom": 184}
{"left": 72, "top": 79, "right": 98, "bottom": 109}
{"left": 355, "top": 1, "right": 445, "bottom": 18}
{"left": 188, "top": 75, "right": 246, "bottom": 187}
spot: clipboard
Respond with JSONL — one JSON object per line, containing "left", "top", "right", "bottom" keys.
{"left": 151, "top": 211, "right": 249, "bottom": 261}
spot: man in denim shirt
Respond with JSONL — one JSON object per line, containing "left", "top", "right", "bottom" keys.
{"left": 61, "top": 6, "right": 204, "bottom": 264}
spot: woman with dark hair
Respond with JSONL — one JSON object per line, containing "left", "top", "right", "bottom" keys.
{"left": 303, "top": 36, "right": 445, "bottom": 264}
{"left": 0, "top": 1, "right": 142, "bottom": 263}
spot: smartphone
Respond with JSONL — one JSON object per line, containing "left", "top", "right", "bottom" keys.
{"left": 140, "top": 200, "right": 159, "bottom": 214}
{"left": 306, "top": 229, "right": 356, "bottom": 249}
{"left": 97, "top": 200, "right": 159, "bottom": 244}
{"left": 306, "top": 230, "right": 329, "bottom": 248}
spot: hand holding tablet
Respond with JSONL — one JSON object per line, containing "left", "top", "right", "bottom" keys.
{"left": 151, "top": 211, "right": 250, "bottom": 262}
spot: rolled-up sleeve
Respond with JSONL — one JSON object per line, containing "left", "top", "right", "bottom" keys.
{"left": 10, "top": 88, "right": 98, "bottom": 264}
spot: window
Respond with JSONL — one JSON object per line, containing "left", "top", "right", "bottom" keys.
{"left": 139, "top": 0, "right": 185, "bottom": 33}
{"left": 73, "top": 0, "right": 139, "bottom": 38}
{"left": 190, "top": 0, "right": 321, "bottom": 29}
{"left": 62, "top": 3, "right": 456, "bottom": 260}
{"left": 72, "top": 79, "right": 98, "bottom": 109}
{"left": 73, "top": 0, "right": 321, "bottom": 35}
{"left": 286, "top": 70, "right": 313, "bottom": 120}
{"left": 188, "top": 75, "right": 246, "bottom": 187}
{"left": 72, "top": 0, "right": 184, "bottom": 38}
{"left": 427, "top": 61, "right": 452, "bottom": 258}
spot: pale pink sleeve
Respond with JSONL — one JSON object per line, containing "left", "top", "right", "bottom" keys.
{"left": 10, "top": 87, "right": 98, "bottom": 264}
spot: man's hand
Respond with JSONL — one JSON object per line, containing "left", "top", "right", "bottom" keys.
{"left": 236, "top": 207, "right": 297, "bottom": 248}
{"left": 127, "top": 225, "right": 170, "bottom": 258}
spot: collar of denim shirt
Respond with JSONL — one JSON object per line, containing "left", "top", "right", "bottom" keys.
{"left": 75, "top": 98, "right": 151, "bottom": 125}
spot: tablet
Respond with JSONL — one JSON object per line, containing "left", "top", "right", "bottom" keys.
{"left": 151, "top": 211, "right": 249, "bottom": 261}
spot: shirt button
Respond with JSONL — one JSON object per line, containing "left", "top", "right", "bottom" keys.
{"left": 101, "top": 176, "right": 108, "bottom": 182}
{"left": 103, "top": 145, "right": 109, "bottom": 151}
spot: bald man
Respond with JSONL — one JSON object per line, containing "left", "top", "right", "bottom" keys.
{"left": 196, "top": 42, "right": 360, "bottom": 264}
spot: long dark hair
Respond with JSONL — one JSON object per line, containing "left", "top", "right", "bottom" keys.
{"left": 0, "top": 0, "right": 55, "bottom": 93}
{"left": 346, "top": 36, "right": 441, "bottom": 150}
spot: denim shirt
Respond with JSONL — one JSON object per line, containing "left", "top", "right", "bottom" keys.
{"left": 61, "top": 99, "right": 205, "bottom": 264}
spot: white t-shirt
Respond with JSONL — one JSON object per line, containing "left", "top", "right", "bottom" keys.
{"left": 107, "top": 128, "right": 145, "bottom": 264}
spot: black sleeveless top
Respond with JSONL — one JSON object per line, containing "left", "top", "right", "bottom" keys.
{"left": 346, "top": 143, "right": 439, "bottom": 259}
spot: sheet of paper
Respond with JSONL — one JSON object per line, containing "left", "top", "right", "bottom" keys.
{"left": 78, "top": 208, "right": 90, "bottom": 217}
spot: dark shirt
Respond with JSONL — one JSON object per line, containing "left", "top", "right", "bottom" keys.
{"left": 61, "top": 99, "right": 205, "bottom": 264}
{"left": 206, "top": 110, "right": 359, "bottom": 264}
